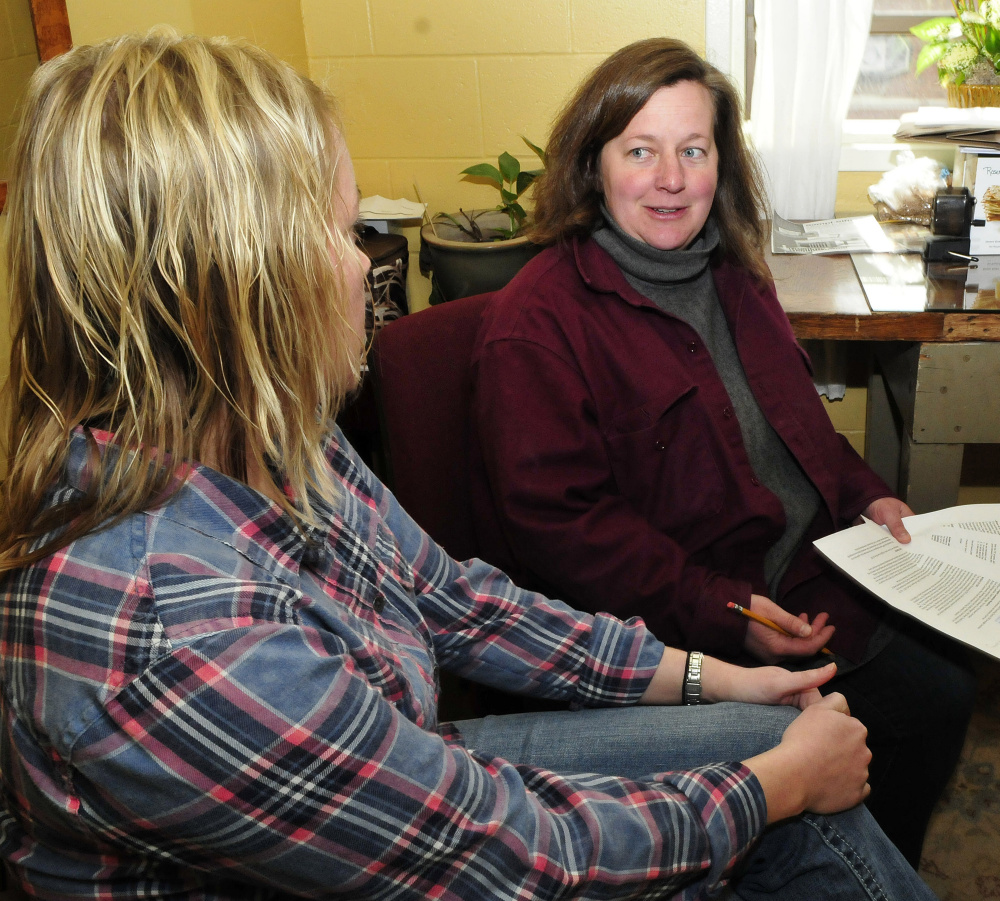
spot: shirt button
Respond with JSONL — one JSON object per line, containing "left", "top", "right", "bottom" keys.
{"left": 373, "top": 595, "right": 386, "bottom": 614}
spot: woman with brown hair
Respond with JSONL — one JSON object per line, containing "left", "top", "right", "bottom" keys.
{"left": 471, "top": 36, "right": 976, "bottom": 868}
{"left": 0, "top": 29, "right": 938, "bottom": 900}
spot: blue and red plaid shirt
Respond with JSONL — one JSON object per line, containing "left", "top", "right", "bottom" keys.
{"left": 0, "top": 427, "right": 765, "bottom": 899}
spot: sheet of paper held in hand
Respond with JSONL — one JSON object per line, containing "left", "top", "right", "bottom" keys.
{"left": 813, "top": 505, "right": 1000, "bottom": 660}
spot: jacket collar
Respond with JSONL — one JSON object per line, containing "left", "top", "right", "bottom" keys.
{"left": 570, "top": 234, "right": 753, "bottom": 327}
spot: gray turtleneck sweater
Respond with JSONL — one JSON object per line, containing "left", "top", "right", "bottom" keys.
{"left": 592, "top": 213, "right": 822, "bottom": 594}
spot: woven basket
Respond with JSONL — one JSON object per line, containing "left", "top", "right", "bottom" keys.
{"left": 947, "top": 83, "right": 1000, "bottom": 107}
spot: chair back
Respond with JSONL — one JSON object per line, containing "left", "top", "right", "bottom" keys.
{"left": 370, "top": 293, "right": 494, "bottom": 562}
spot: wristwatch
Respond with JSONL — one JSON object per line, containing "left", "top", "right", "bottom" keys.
{"left": 682, "top": 650, "right": 704, "bottom": 705}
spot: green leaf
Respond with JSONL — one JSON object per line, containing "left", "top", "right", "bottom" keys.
{"left": 915, "top": 40, "right": 949, "bottom": 74}
{"left": 521, "top": 136, "right": 547, "bottom": 165}
{"left": 508, "top": 201, "right": 527, "bottom": 222}
{"left": 910, "top": 16, "right": 958, "bottom": 40}
{"left": 460, "top": 163, "right": 503, "bottom": 187}
{"left": 498, "top": 151, "right": 520, "bottom": 184}
{"left": 515, "top": 170, "right": 538, "bottom": 196}
{"left": 985, "top": 26, "right": 1000, "bottom": 54}
{"left": 500, "top": 186, "right": 518, "bottom": 205}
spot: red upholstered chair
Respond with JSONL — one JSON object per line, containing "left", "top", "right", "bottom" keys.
{"left": 370, "top": 292, "right": 570, "bottom": 719}
{"left": 369, "top": 292, "right": 494, "bottom": 564}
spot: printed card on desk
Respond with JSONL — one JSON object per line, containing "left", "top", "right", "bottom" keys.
{"left": 970, "top": 155, "right": 1000, "bottom": 254}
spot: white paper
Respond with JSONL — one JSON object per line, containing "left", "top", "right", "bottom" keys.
{"left": 814, "top": 504, "right": 1000, "bottom": 659}
{"left": 850, "top": 253, "right": 929, "bottom": 312}
{"left": 358, "top": 195, "right": 426, "bottom": 220}
{"left": 898, "top": 106, "right": 1000, "bottom": 134}
{"left": 771, "top": 213, "right": 896, "bottom": 255}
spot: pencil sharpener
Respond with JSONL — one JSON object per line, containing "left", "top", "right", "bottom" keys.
{"left": 931, "top": 186, "right": 976, "bottom": 237}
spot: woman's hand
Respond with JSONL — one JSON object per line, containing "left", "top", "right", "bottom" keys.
{"left": 861, "top": 496, "right": 914, "bottom": 544}
{"left": 708, "top": 660, "right": 837, "bottom": 710}
{"left": 639, "top": 648, "right": 836, "bottom": 709}
{"left": 742, "top": 594, "right": 836, "bottom": 664}
{"left": 744, "top": 692, "right": 871, "bottom": 823}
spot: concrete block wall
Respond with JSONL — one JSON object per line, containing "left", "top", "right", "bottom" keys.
{"left": 304, "top": 0, "right": 706, "bottom": 309}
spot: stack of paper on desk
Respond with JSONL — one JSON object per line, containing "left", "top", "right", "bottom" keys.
{"left": 814, "top": 505, "right": 1000, "bottom": 660}
{"left": 895, "top": 107, "right": 1000, "bottom": 150}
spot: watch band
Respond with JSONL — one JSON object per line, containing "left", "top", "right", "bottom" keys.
{"left": 682, "top": 650, "right": 704, "bottom": 706}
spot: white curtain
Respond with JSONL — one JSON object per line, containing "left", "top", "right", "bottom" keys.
{"left": 749, "top": 0, "right": 874, "bottom": 220}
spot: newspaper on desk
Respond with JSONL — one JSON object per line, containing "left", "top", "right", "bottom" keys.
{"left": 771, "top": 213, "right": 896, "bottom": 255}
{"left": 814, "top": 505, "right": 1000, "bottom": 660}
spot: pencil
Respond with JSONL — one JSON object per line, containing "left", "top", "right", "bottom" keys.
{"left": 726, "top": 601, "right": 834, "bottom": 656}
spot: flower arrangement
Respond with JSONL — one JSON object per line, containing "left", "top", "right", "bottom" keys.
{"left": 912, "top": 0, "right": 1000, "bottom": 86}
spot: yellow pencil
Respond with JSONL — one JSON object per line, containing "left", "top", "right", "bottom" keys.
{"left": 726, "top": 601, "right": 834, "bottom": 656}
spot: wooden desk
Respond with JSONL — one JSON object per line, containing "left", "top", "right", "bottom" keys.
{"left": 768, "top": 251, "right": 1000, "bottom": 513}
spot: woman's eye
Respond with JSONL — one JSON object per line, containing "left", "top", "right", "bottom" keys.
{"left": 682, "top": 147, "right": 706, "bottom": 159}
{"left": 628, "top": 147, "right": 650, "bottom": 160}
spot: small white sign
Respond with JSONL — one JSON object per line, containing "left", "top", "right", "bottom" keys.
{"left": 969, "top": 156, "right": 1000, "bottom": 255}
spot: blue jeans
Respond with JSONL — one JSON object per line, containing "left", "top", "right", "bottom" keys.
{"left": 822, "top": 610, "right": 977, "bottom": 868}
{"left": 456, "top": 703, "right": 938, "bottom": 900}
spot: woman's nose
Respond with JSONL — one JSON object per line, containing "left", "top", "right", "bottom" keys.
{"left": 656, "top": 158, "right": 684, "bottom": 192}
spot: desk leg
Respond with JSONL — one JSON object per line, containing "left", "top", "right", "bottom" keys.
{"left": 900, "top": 436, "right": 964, "bottom": 513}
{"left": 868, "top": 342, "right": 966, "bottom": 513}
{"left": 865, "top": 347, "right": 902, "bottom": 496}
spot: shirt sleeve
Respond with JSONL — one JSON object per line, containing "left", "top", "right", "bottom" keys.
{"left": 833, "top": 430, "right": 896, "bottom": 525}
{"left": 357, "top": 430, "right": 672, "bottom": 709}
{"left": 70, "top": 621, "right": 767, "bottom": 900}
{"left": 471, "top": 333, "right": 751, "bottom": 656}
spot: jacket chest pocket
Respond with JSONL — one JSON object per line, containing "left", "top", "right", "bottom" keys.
{"left": 603, "top": 385, "right": 725, "bottom": 531}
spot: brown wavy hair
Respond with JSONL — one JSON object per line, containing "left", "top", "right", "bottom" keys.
{"left": 0, "top": 30, "right": 364, "bottom": 569}
{"left": 531, "top": 37, "right": 770, "bottom": 281}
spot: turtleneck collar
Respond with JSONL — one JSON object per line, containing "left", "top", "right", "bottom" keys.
{"left": 592, "top": 204, "right": 720, "bottom": 286}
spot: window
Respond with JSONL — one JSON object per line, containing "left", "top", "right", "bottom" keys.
{"left": 706, "top": 1, "right": 957, "bottom": 172}
{"left": 851, "top": 0, "right": 956, "bottom": 119}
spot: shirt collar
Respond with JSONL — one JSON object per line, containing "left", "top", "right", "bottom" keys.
{"left": 65, "top": 426, "right": 314, "bottom": 573}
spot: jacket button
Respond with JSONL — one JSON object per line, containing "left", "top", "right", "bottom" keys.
{"left": 654, "top": 440, "right": 666, "bottom": 451}
{"left": 687, "top": 342, "right": 698, "bottom": 353}
{"left": 750, "top": 477, "right": 761, "bottom": 487}
{"left": 723, "top": 407, "right": 733, "bottom": 419}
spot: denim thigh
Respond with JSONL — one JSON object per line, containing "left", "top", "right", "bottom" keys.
{"left": 453, "top": 701, "right": 798, "bottom": 779}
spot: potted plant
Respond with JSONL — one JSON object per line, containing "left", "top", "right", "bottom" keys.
{"left": 912, "top": 0, "right": 1000, "bottom": 106}
{"left": 420, "top": 137, "right": 545, "bottom": 304}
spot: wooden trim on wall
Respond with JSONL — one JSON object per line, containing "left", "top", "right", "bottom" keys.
{"left": 30, "top": 0, "right": 72, "bottom": 61}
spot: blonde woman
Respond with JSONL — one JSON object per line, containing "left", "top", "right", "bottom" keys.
{"left": 0, "top": 31, "right": 937, "bottom": 900}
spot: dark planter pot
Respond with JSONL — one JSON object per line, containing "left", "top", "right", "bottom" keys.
{"left": 419, "top": 210, "right": 542, "bottom": 303}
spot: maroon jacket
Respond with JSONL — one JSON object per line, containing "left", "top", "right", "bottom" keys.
{"left": 470, "top": 236, "right": 893, "bottom": 663}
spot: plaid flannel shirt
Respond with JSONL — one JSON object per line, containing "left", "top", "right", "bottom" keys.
{"left": 0, "top": 427, "right": 766, "bottom": 899}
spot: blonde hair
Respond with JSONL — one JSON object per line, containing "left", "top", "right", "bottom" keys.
{"left": 0, "top": 30, "right": 364, "bottom": 567}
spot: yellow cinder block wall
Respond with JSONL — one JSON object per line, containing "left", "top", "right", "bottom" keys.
{"left": 304, "top": 0, "right": 707, "bottom": 311}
